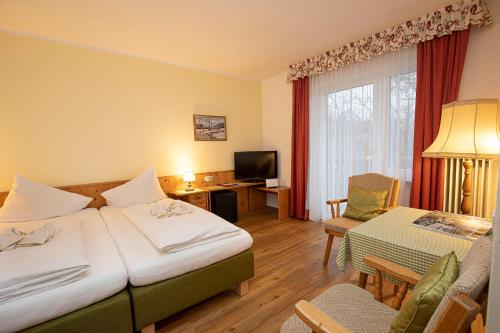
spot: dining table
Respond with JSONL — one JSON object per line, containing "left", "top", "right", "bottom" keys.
{"left": 335, "top": 206, "right": 474, "bottom": 284}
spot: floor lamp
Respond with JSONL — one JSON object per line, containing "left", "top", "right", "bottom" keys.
{"left": 422, "top": 99, "right": 500, "bottom": 215}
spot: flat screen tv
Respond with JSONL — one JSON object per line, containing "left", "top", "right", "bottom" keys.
{"left": 234, "top": 151, "right": 278, "bottom": 181}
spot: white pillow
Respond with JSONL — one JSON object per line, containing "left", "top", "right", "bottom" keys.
{"left": 101, "top": 168, "right": 166, "bottom": 207}
{"left": 0, "top": 174, "right": 92, "bottom": 222}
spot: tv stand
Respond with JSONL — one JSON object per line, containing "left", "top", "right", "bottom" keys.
{"left": 254, "top": 187, "right": 290, "bottom": 220}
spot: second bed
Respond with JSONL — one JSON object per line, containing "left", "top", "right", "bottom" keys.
{"left": 100, "top": 203, "right": 255, "bottom": 332}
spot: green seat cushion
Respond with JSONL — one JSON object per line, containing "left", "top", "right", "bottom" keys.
{"left": 342, "top": 188, "right": 388, "bottom": 222}
{"left": 390, "top": 251, "right": 459, "bottom": 333}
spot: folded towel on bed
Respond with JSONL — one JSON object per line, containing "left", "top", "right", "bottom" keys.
{"left": 123, "top": 198, "right": 242, "bottom": 253}
{"left": 149, "top": 201, "right": 193, "bottom": 218}
{"left": 0, "top": 223, "right": 60, "bottom": 251}
{"left": 0, "top": 228, "right": 24, "bottom": 251}
{"left": 0, "top": 217, "right": 89, "bottom": 304}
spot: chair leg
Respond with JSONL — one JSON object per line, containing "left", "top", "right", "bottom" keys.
{"left": 358, "top": 272, "right": 368, "bottom": 289}
{"left": 391, "top": 282, "right": 409, "bottom": 310}
{"left": 374, "top": 270, "right": 383, "bottom": 302}
{"left": 323, "top": 235, "right": 334, "bottom": 267}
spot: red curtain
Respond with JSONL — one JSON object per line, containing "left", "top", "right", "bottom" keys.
{"left": 290, "top": 77, "right": 309, "bottom": 220}
{"left": 410, "top": 29, "right": 470, "bottom": 210}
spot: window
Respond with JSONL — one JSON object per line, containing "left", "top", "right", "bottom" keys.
{"left": 326, "top": 74, "right": 416, "bottom": 205}
{"left": 327, "top": 84, "right": 375, "bottom": 197}
{"left": 389, "top": 72, "right": 416, "bottom": 178}
{"left": 308, "top": 46, "right": 416, "bottom": 221}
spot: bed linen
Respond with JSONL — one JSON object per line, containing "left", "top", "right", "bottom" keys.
{"left": 0, "top": 218, "right": 89, "bottom": 305}
{"left": 122, "top": 198, "right": 241, "bottom": 253}
{"left": 0, "top": 209, "right": 128, "bottom": 333}
{"left": 101, "top": 205, "right": 253, "bottom": 286}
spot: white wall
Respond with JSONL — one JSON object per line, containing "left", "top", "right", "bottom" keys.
{"left": 261, "top": 71, "right": 292, "bottom": 206}
{"left": 459, "top": 0, "right": 500, "bottom": 100}
{"left": 487, "top": 190, "right": 500, "bottom": 331}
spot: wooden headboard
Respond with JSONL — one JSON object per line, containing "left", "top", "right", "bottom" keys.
{"left": 0, "top": 170, "right": 235, "bottom": 209}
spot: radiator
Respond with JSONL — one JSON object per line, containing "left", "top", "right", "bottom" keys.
{"left": 443, "top": 158, "right": 498, "bottom": 218}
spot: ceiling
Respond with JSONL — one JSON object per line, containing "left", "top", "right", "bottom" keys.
{"left": 0, "top": 0, "right": 453, "bottom": 81}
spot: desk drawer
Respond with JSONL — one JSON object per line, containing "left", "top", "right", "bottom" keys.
{"left": 182, "top": 193, "right": 208, "bottom": 210}
{"left": 190, "top": 200, "right": 208, "bottom": 210}
{"left": 184, "top": 192, "right": 206, "bottom": 202}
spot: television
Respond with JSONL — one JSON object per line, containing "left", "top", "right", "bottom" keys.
{"left": 234, "top": 151, "right": 278, "bottom": 181}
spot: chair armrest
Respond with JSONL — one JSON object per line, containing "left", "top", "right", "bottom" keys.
{"left": 383, "top": 206, "right": 397, "bottom": 212}
{"left": 326, "top": 199, "right": 348, "bottom": 218}
{"left": 326, "top": 199, "right": 348, "bottom": 205}
{"left": 295, "top": 300, "right": 352, "bottom": 333}
{"left": 363, "top": 255, "right": 422, "bottom": 285}
{"left": 433, "top": 294, "right": 480, "bottom": 333}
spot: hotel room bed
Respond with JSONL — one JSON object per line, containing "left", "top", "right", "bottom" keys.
{"left": 0, "top": 208, "right": 132, "bottom": 333}
{"left": 100, "top": 204, "right": 255, "bottom": 331}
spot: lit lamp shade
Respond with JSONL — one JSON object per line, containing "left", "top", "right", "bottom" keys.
{"left": 422, "top": 99, "right": 500, "bottom": 159}
{"left": 183, "top": 171, "right": 195, "bottom": 182}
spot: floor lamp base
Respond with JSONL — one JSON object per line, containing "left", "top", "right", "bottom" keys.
{"left": 460, "top": 159, "right": 473, "bottom": 215}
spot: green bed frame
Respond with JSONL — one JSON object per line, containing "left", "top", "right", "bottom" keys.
{"left": 20, "top": 290, "right": 133, "bottom": 333}
{"left": 18, "top": 250, "right": 253, "bottom": 333}
{"left": 129, "top": 249, "right": 254, "bottom": 331}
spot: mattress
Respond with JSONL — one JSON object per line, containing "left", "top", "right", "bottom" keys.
{"left": 100, "top": 205, "right": 253, "bottom": 286}
{"left": 0, "top": 208, "right": 128, "bottom": 333}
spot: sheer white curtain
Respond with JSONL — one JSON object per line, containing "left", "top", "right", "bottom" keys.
{"left": 307, "top": 46, "right": 417, "bottom": 221}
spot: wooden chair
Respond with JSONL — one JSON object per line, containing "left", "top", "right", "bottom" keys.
{"left": 282, "top": 236, "right": 492, "bottom": 333}
{"left": 292, "top": 293, "right": 479, "bottom": 333}
{"left": 323, "top": 173, "right": 400, "bottom": 267}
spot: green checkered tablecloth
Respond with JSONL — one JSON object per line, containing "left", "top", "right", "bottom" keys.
{"left": 335, "top": 207, "right": 473, "bottom": 283}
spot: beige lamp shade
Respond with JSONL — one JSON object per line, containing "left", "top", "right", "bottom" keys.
{"left": 183, "top": 171, "right": 195, "bottom": 182}
{"left": 422, "top": 99, "right": 500, "bottom": 159}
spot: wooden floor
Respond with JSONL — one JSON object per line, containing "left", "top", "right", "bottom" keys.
{"left": 157, "top": 208, "right": 393, "bottom": 333}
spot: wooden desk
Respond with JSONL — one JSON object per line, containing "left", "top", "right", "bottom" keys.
{"left": 255, "top": 187, "right": 290, "bottom": 220}
{"left": 168, "top": 182, "right": 265, "bottom": 217}
{"left": 168, "top": 182, "right": 290, "bottom": 220}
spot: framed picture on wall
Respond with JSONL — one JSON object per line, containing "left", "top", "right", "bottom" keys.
{"left": 193, "top": 114, "right": 227, "bottom": 141}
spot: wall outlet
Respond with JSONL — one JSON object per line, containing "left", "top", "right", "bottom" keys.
{"left": 204, "top": 175, "right": 214, "bottom": 182}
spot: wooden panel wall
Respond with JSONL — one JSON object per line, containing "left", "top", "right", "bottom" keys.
{"left": 0, "top": 170, "right": 235, "bottom": 209}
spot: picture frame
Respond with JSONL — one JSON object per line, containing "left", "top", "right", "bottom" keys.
{"left": 193, "top": 114, "right": 227, "bottom": 141}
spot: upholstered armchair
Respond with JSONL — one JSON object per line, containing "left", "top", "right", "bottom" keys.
{"left": 282, "top": 236, "right": 491, "bottom": 333}
{"left": 323, "top": 173, "right": 400, "bottom": 267}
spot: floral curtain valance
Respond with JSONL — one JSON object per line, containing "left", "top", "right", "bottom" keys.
{"left": 287, "top": 0, "right": 492, "bottom": 81}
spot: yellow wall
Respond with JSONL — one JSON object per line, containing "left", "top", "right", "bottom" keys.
{"left": 261, "top": 72, "right": 292, "bottom": 188}
{"left": 0, "top": 31, "right": 262, "bottom": 190}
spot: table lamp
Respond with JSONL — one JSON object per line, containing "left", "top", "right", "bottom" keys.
{"left": 183, "top": 171, "right": 196, "bottom": 192}
{"left": 422, "top": 99, "right": 500, "bottom": 215}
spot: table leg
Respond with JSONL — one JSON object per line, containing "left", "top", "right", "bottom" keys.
{"left": 393, "top": 284, "right": 399, "bottom": 296}
{"left": 358, "top": 272, "right": 368, "bottom": 289}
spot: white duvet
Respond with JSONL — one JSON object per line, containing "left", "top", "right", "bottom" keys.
{"left": 123, "top": 198, "right": 242, "bottom": 252}
{"left": 101, "top": 204, "right": 253, "bottom": 286}
{"left": 0, "top": 217, "right": 89, "bottom": 305}
{"left": 0, "top": 208, "right": 128, "bottom": 333}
